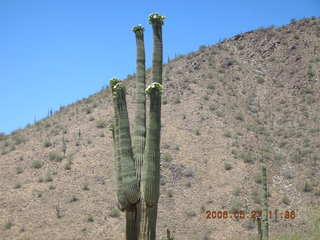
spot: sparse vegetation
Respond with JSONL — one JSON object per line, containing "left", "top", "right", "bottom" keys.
{"left": 110, "top": 208, "right": 120, "bottom": 218}
{"left": 96, "top": 120, "right": 107, "bottom": 128}
{"left": 224, "top": 162, "right": 232, "bottom": 171}
{"left": 32, "top": 160, "right": 43, "bottom": 169}
{"left": 49, "top": 151, "right": 63, "bottom": 162}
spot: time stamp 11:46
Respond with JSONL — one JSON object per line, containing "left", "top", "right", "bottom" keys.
{"left": 205, "top": 210, "right": 296, "bottom": 220}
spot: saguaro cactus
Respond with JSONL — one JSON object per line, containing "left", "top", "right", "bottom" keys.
{"left": 110, "top": 13, "right": 165, "bottom": 240}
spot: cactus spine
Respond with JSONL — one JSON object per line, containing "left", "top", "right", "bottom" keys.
{"left": 110, "top": 13, "right": 165, "bottom": 240}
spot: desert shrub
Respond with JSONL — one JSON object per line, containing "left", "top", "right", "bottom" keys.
{"left": 239, "top": 151, "right": 256, "bottom": 164}
{"left": 256, "top": 76, "right": 265, "bottom": 84}
{"left": 96, "top": 120, "right": 107, "bottom": 128}
{"left": 12, "top": 134, "right": 26, "bottom": 145}
{"left": 185, "top": 210, "right": 196, "bottom": 217}
{"left": 184, "top": 168, "right": 195, "bottom": 178}
{"left": 69, "top": 196, "right": 79, "bottom": 203}
{"left": 43, "top": 140, "right": 52, "bottom": 148}
{"left": 84, "top": 107, "right": 92, "bottom": 114}
{"left": 82, "top": 183, "right": 89, "bottom": 191}
{"left": 209, "top": 105, "right": 216, "bottom": 111}
{"left": 282, "top": 195, "right": 290, "bottom": 205}
{"left": 224, "top": 162, "right": 232, "bottom": 171}
{"left": 32, "top": 160, "right": 43, "bottom": 169}
{"left": 16, "top": 167, "right": 23, "bottom": 174}
{"left": 49, "top": 152, "right": 63, "bottom": 162}
{"left": 233, "top": 187, "right": 241, "bottom": 196}
{"left": 110, "top": 208, "right": 120, "bottom": 218}
{"left": 199, "top": 45, "right": 206, "bottom": 51}
{"left": 251, "top": 190, "right": 261, "bottom": 204}
{"left": 303, "top": 181, "right": 313, "bottom": 192}
{"left": 254, "top": 174, "right": 262, "bottom": 184}
{"left": 45, "top": 173, "right": 53, "bottom": 182}
{"left": 162, "top": 152, "right": 173, "bottom": 162}
{"left": 207, "top": 83, "right": 215, "bottom": 89}
{"left": 235, "top": 112, "right": 244, "bottom": 121}
{"left": 223, "top": 131, "right": 232, "bottom": 138}
{"left": 230, "top": 199, "right": 243, "bottom": 213}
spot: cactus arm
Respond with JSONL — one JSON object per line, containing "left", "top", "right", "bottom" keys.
{"left": 111, "top": 78, "right": 140, "bottom": 205}
{"left": 142, "top": 13, "right": 165, "bottom": 205}
{"left": 132, "top": 25, "right": 147, "bottom": 184}
{"left": 139, "top": 13, "right": 165, "bottom": 240}
{"left": 110, "top": 122, "right": 128, "bottom": 211}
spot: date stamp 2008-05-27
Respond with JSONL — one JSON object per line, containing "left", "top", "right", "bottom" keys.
{"left": 205, "top": 210, "right": 296, "bottom": 220}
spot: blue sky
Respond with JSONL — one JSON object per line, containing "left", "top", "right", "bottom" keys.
{"left": 1, "top": 0, "right": 319, "bottom": 134}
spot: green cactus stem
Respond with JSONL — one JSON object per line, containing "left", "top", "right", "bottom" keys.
{"left": 139, "top": 13, "right": 165, "bottom": 240}
{"left": 261, "top": 164, "right": 269, "bottom": 240}
{"left": 132, "top": 24, "right": 147, "bottom": 184}
{"left": 112, "top": 80, "right": 140, "bottom": 204}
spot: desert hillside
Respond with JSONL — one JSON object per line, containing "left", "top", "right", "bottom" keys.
{"left": 0, "top": 17, "right": 320, "bottom": 240}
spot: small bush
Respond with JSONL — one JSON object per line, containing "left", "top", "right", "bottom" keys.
{"left": 233, "top": 187, "right": 241, "bottom": 196}
{"left": 82, "top": 183, "right": 89, "bottom": 191}
{"left": 223, "top": 131, "right": 232, "bottom": 138}
{"left": 186, "top": 210, "right": 196, "bottom": 217}
{"left": 282, "top": 195, "right": 290, "bottom": 205}
{"left": 224, "top": 162, "right": 232, "bottom": 171}
{"left": 252, "top": 190, "right": 261, "bottom": 204}
{"left": 87, "top": 216, "right": 94, "bottom": 222}
{"left": 235, "top": 112, "right": 244, "bottom": 121}
{"left": 69, "top": 196, "right": 79, "bottom": 203}
{"left": 84, "top": 107, "right": 92, "bottom": 114}
{"left": 45, "top": 173, "right": 53, "bottom": 182}
{"left": 256, "top": 76, "right": 265, "bottom": 84}
{"left": 174, "top": 98, "right": 181, "bottom": 104}
{"left": 184, "top": 168, "right": 195, "bottom": 178}
{"left": 230, "top": 199, "right": 243, "bottom": 213}
{"left": 64, "top": 161, "right": 72, "bottom": 170}
{"left": 43, "top": 140, "right": 52, "bottom": 148}
{"left": 110, "top": 208, "right": 120, "bottom": 218}
{"left": 303, "top": 181, "right": 313, "bottom": 192}
{"left": 49, "top": 152, "right": 63, "bottom": 162}
{"left": 32, "top": 160, "right": 43, "bottom": 169}
{"left": 16, "top": 167, "right": 23, "bottom": 174}
{"left": 254, "top": 174, "right": 262, "bottom": 184}
{"left": 199, "top": 45, "right": 206, "bottom": 51}
{"left": 239, "top": 151, "right": 256, "bottom": 164}
{"left": 4, "top": 221, "right": 13, "bottom": 230}
{"left": 209, "top": 105, "right": 216, "bottom": 111}
{"left": 96, "top": 120, "right": 107, "bottom": 128}
{"left": 162, "top": 152, "right": 173, "bottom": 162}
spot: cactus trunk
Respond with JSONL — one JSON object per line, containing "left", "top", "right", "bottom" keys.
{"left": 110, "top": 13, "right": 165, "bottom": 240}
